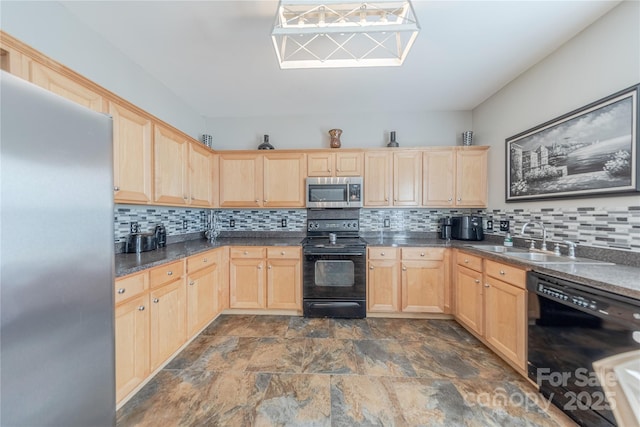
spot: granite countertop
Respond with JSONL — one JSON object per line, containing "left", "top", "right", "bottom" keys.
{"left": 115, "top": 233, "right": 640, "bottom": 302}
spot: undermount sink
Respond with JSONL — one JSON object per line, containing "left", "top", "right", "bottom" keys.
{"left": 467, "top": 244, "right": 613, "bottom": 265}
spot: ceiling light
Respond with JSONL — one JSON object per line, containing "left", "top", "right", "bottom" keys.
{"left": 271, "top": 0, "right": 420, "bottom": 69}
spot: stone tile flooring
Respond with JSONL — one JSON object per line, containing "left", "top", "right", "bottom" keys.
{"left": 117, "top": 315, "right": 575, "bottom": 426}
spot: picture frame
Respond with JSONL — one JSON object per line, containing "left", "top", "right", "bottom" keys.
{"left": 506, "top": 84, "right": 639, "bottom": 202}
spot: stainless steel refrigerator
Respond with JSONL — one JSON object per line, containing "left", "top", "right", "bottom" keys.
{"left": 1, "top": 71, "right": 115, "bottom": 426}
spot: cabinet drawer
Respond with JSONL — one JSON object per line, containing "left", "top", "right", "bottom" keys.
{"left": 149, "top": 260, "right": 185, "bottom": 288}
{"left": 187, "top": 250, "right": 217, "bottom": 273}
{"left": 485, "top": 260, "right": 527, "bottom": 289}
{"left": 402, "top": 247, "right": 445, "bottom": 261}
{"left": 368, "top": 247, "right": 399, "bottom": 260}
{"left": 115, "top": 271, "right": 148, "bottom": 304}
{"left": 457, "top": 251, "right": 482, "bottom": 271}
{"left": 230, "top": 246, "right": 265, "bottom": 259}
{"left": 267, "top": 246, "right": 300, "bottom": 259}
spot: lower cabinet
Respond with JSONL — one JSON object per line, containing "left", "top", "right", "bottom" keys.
{"left": 367, "top": 247, "right": 450, "bottom": 314}
{"left": 115, "top": 293, "right": 149, "bottom": 403}
{"left": 150, "top": 274, "right": 187, "bottom": 370}
{"left": 454, "top": 250, "right": 527, "bottom": 371}
{"left": 229, "top": 246, "right": 301, "bottom": 311}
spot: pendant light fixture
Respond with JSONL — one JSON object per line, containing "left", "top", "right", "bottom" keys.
{"left": 271, "top": 1, "right": 420, "bottom": 69}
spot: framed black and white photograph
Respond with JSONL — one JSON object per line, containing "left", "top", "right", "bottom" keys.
{"left": 506, "top": 84, "right": 639, "bottom": 202}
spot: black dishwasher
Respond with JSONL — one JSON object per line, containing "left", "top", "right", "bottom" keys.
{"left": 527, "top": 271, "right": 640, "bottom": 427}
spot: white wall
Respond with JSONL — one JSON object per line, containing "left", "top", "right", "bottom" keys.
{"left": 205, "top": 111, "right": 472, "bottom": 150}
{"left": 473, "top": 0, "right": 640, "bottom": 210}
{"left": 0, "top": 1, "right": 205, "bottom": 138}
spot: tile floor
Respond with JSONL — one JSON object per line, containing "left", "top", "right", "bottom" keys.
{"left": 117, "top": 315, "right": 575, "bottom": 426}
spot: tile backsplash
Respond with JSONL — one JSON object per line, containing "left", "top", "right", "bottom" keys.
{"left": 115, "top": 205, "right": 639, "bottom": 253}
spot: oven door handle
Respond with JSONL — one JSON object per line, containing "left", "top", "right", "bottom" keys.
{"left": 304, "top": 252, "right": 364, "bottom": 256}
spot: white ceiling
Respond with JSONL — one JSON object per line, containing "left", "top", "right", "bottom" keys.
{"left": 60, "top": 1, "right": 620, "bottom": 118}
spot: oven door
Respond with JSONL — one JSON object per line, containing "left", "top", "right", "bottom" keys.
{"left": 303, "top": 250, "right": 366, "bottom": 317}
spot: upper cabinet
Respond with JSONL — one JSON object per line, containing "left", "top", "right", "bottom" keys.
{"left": 307, "top": 151, "right": 363, "bottom": 177}
{"left": 0, "top": 43, "right": 31, "bottom": 80}
{"left": 30, "top": 62, "right": 106, "bottom": 113}
{"left": 219, "top": 152, "right": 306, "bottom": 208}
{"left": 423, "top": 147, "right": 488, "bottom": 208}
{"left": 154, "top": 125, "right": 189, "bottom": 206}
{"left": 111, "top": 102, "right": 153, "bottom": 204}
{"left": 364, "top": 151, "right": 422, "bottom": 207}
{"left": 189, "top": 144, "right": 216, "bottom": 208}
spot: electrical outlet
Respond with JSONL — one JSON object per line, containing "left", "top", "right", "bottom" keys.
{"left": 383, "top": 218, "right": 390, "bottom": 228}
{"left": 230, "top": 219, "right": 235, "bottom": 228}
{"left": 183, "top": 220, "right": 188, "bottom": 230}
{"left": 130, "top": 222, "right": 139, "bottom": 233}
{"left": 499, "top": 220, "right": 510, "bottom": 231}
{"left": 281, "top": 218, "right": 287, "bottom": 227}
{"left": 486, "top": 220, "right": 493, "bottom": 230}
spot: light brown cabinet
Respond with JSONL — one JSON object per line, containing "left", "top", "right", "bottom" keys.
{"left": 114, "top": 272, "right": 150, "bottom": 403}
{"left": 367, "top": 248, "right": 400, "bottom": 312}
{"left": 149, "top": 262, "right": 186, "bottom": 370}
{"left": 454, "top": 252, "right": 484, "bottom": 335}
{"left": 307, "top": 151, "right": 363, "bottom": 177}
{"left": 188, "top": 143, "right": 216, "bottom": 207}
{"left": 153, "top": 124, "right": 189, "bottom": 206}
{"left": 186, "top": 251, "right": 219, "bottom": 336}
{"left": 30, "top": 62, "right": 106, "bottom": 112}
{"left": 0, "top": 41, "right": 31, "bottom": 80}
{"left": 423, "top": 147, "right": 488, "bottom": 208}
{"left": 219, "top": 153, "right": 262, "bottom": 207}
{"left": 229, "top": 246, "right": 301, "bottom": 311}
{"left": 111, "top": 102, "right": 153, "bottom": 204}
{"left": 454, "top": 251, "right": 527, "bottom": 371}
{"left": 364, "top": 151, "right": 422, "bottom": 207}
{"left": 367, "top": 247, "right": 449, "bottom": 314}
{"left": 263, "top": 153, "right": 306, "bottom": 208}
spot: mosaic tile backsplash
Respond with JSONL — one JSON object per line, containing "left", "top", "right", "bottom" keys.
{"left": 115, "top": 205, "right": 639, "bottom": 252}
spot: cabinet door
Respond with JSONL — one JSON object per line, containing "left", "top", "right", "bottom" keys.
{"left": 0, "top": 43, "right": 31, "bottom": 80}
{"left": 111, "top": 102, "right": 153, "bottom": 204}
{"left": 150, "top": 279, "right": 187, "bottom": 369}
{"left": 115, "top": 294, "right": 150, "bottom": 403}
{"left": 219, "top": 154, "right": 263, "bottom": 207}
{"left": 307, "top": 152, "right": 334, "bottom": 177}
{"left": 423, "top": 149, "right": 455, "bottom": 207}
{"left": 154, "top": 125, "right": 189, "bottom": 206}
{"left": 267, "top": 258, "right": 301, "bottom": 310}
{"left": 484, "top": 277, "right": 526, "bottom": 369}
{"left": 401, "top": 260, "right": 445, "bottom": 313}
{"left": 263, "top": 153, "right": 306, "bottom": 207}
{"left": 335, "top": 152, "right": 363, "bottom": 176}
{"left": 364, "top": 151, "right": 391, "bottom": 206}
{"left": 367, "top": 259, "right": 400, "bottom": 312}
{"left": 393, "top": 151, "right": 422, "bottom": 206}
{"left": 454, "top": 265, "right": 484, "bottom": 335}
{"left": 229, "top": 258, "right": 265, "bottom": 309}
{"left": 30, "top": 62, "right": 106, "bottom": 112}
{"left": 189, "top": 142, "right": 214, "bottom": 207}
{"left": 215, "top": 247, "right": 230, "bottom": 313}
{"left": 187, "top": 264, "right": 217, "bottom": 336}
{"left": 456, "top": 148, "right": 488, "bottom": 207}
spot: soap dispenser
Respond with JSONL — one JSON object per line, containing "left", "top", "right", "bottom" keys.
{"left": 503, "top": 230, "right": 513, "bottom": 247}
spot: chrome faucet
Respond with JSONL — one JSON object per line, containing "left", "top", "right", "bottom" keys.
{"left": 521, "top": 221, "right": 548, "bottom": 251}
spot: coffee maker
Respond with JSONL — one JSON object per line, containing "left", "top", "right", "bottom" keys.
{"left": 439, "top": 217, "right": 452, "bottom": 240}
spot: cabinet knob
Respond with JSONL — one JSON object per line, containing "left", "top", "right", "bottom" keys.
{"left": 499, "top": 270, "right": 506, "bottom": 275}
{"left": 484, "top": 284, "right": 490, "bottom": 288}
{"left": 117, "top": 288, "right": 126, "bottom": 294}
{"left": 244, "top": 251, "right": 248, "bottom": 255}
{"left": 167, "top": 271, "right": 173, "bottom": 276}
{"left": 464, "top": 259, "right": 469, "bottom": 263}
{"left": 328, "top": 168, "right": 332, "bottom": 172}
{"left": 457, "top": 197, "right": 461, "bottom": 202}
{"left": 255, "top": 199, "right": 259, "bottom": 203}
{"left": 402, "top": 265, "right": 407, "bottom": 271}
{"left": 394, "top": 199, "right": 397, "bottom": 202}
{"left": 281, "top": 251, "right": 285, "bottom": 255}
{"left": 380, "top": 252, "right": 385, "bottom": 256}
{"left": 138, "top": 306, "right": 145, "bottom": 311}
{"left": 153, "top": 298, "right": 160, "bottom": 303}
{"left": 114, "top": 186, "right": 120, "bottom": 192}
{"left": 474, "top": 279, "right": 480, "bottom": 284}
{"left": 268, "top": 265, "right": 272, "bottom": 270}
{"left": 264, "top": 199, "right": 268, "bottom": 203}
{"left": 203, "top": 258, "right": 208, "bottom": 262}
{"left": 189, "top": 281, "right": 195, "bottom": 286}
{"left": 258, "top": 264, "right": 262, "bottom": 270}
{"left": 420, "top": 253, "right": 425, "bottom": 257}
{"left": 183, "top": 196, "right": 188, "bottom": 200}
{"left": 385, "top": 197, "right": 388, "bottom": 202}
{"left": 369, "top": 265, "right": 374, "bottom": 270}
{"left": 448, "top": 198, "right": 452, "bottom": 202}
